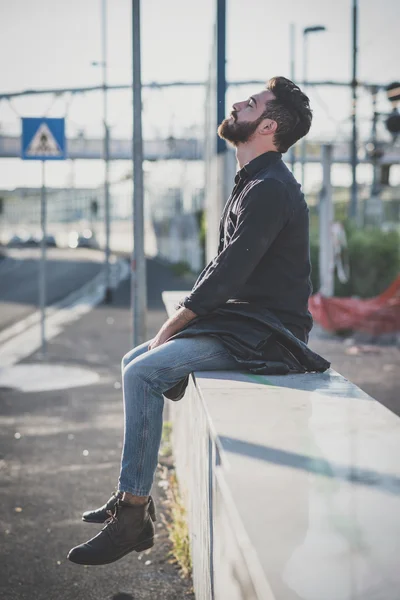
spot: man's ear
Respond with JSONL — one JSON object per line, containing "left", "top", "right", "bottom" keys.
{"left": 259, "top": 118, "right": 277, "bottom": 136}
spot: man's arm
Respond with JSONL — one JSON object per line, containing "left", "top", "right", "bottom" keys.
{"left": 150, "top": 178, "right": 289, "bottom": 348}
{"left": 182, "top": 178, "right": 290, "bottom": 315}
{"left": 148, "top": 306, "right": 198, "bottom": 349}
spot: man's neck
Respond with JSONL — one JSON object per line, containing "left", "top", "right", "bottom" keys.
{"left": 236, "top": 145, "right": 277, "bottom": 169}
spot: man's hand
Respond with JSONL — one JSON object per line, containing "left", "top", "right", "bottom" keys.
{"left": 148, "top": 328, "right": 174, "bottom": 350}
{"left": 148, "top": 307, "right": 198, "bottom": 351}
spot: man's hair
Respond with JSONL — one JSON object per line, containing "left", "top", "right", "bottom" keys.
{"left": 263, "top": 76, "right": 312, "bottom": 153}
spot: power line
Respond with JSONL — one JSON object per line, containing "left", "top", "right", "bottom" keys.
{"left": 0, "top": 79, "right": 377, "bottom": 101}
{"left": 6, "top": 99, "right": 21, "bottom": 117}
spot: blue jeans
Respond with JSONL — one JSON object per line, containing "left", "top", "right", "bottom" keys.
{"left": 118, "top": 335, "right": 240, "bottom": 496}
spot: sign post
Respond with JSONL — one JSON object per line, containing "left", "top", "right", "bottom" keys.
{"left": 39, "top": 161, "right": 47, "bottom": 353}
{"left": 21, "top": 117, "right": 66, "bottom": 355}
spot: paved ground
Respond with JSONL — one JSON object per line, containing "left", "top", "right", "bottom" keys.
{"left": 1, "top": 253, "right": 398, "bottom": 599}
{"left": 0, "top": 258, "right": 195, "bottom": 600}
{"left": 309, "top": 326, "right": 400, "bottom": 417}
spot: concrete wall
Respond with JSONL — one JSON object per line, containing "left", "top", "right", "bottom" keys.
{"left": 164, "top": 291, "right": 400, "bottom": 600}
{"left": 164, "top": 292, "right": 274, "bottom": 600}
{"left": 170, "top": 377, "right": 214, "bottom": 599}
{"left": 169, "top": 373, "right": 275, "bottom": 600}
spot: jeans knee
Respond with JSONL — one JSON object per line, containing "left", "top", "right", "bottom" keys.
{"left": 123, "top": 359, "right": 164, "bottom": 392}
{"left": 121, "top": 340, "right": 152, "bottom": 373}
{"left": 122, "top": 356, "right": 141, "bottom": 381}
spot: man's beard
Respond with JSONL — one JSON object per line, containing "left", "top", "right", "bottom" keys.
{"left": 217, "top": 113, "right": 263, "bottom": 146}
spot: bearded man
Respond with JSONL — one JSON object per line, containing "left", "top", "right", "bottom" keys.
{"left": 68, "top": 76, "right": 329, "bottom": 566}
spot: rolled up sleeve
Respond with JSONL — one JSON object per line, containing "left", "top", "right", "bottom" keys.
{"left": 183, "top": 179, "right": 290, "bottom": 315}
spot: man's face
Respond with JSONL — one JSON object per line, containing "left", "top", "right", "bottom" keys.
{"left": 218, "top": 89, "right": 275, "bottom": 146}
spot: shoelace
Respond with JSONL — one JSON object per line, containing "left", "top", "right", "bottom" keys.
{"left": 104, "top": 498, "right": 155, "bottom": 528}
{"left": 105, "top": 509, "right": 118, "bottom": 523}
{"left": 102, "top": 507, "right": 119, "bottom": 531}
{"left": 106, "top": 493, "right": 119, "bottom": 509}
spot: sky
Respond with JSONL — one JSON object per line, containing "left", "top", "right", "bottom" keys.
{"left": 0, "top": 0, "right": 399, "bottom": 189}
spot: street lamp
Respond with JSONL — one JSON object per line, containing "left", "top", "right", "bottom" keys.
{"left": 301, "top": 25, "right": 327, "bottom": 191}
{"left": 92, "top": 0, "right": 112, "bottom": 303}
{"left": 131, "top": 0, "right": 146, "bottom": 346}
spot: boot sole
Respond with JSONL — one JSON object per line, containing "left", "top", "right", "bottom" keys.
{"left": 68, "top": 537, "right": 155, "bottom": 565}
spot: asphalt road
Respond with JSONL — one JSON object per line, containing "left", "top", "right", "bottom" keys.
{"left": 0, "top": 261, "right": 197, "bottom": 600}
{"left": 0, "top": 248, "right": 105, "bottom": 331}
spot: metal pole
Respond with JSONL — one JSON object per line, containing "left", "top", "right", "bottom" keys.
{"left": 216, "top": 0, "right": 226, "bottom": 158}
{"left": 289, "top": 23, "right": 296, "bottom": 172}
{"left": 216, "top": 0, "right": 227, "bottom": 210}
{"left": 300, "top": 32, "right": 308, "bottom": 190}
{"left": 132, "top": 0, "right": 146, "bottom": 346}
{"left": 102, "top": 0, "right": 112, "bottom": 302}
{"left": 206, "top": 0, "right": 226, "bottom": 264}
{"left": 349, "top": 0, "right": 358, "bottom": 219}
{"left": 319, "top": 145, "right": 334, "bottom": 297}
{"left": 39, "top": 160, "right": 47, "bottom": 355}
{"left": 367, "top": 85, "right": 382, "bottom": 225}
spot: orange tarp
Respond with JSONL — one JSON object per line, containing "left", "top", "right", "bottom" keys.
{"left": 309, "top": 276, "right": 400, "bottom": 335}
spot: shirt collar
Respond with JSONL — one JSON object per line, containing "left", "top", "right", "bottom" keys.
{"left": 234, "top": 150, "right": 282, "bottom": 184}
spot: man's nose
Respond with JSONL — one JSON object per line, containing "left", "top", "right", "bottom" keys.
{"left": 232, "top": 101, "right": 245, "bottom": 112}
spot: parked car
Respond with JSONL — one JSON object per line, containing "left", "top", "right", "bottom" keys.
{"left": 7, "top": 234, "right": 24, "bottom": 248}
{"left": 42, "top": 234, "right": 57, "bottom": 247}
{"left": 7, "top": 233, "right": 39, "bottom": 247}
{"left": 21, "top": 234, "right": 39, "bottom": 247}
{"left": 68, "top": 229, "right": 99, "bottom": 249}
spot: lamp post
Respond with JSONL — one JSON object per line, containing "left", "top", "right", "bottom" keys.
{"left": 131, "top": 0, "right": 146, "bottom": 346}
{"left": 102, "top": 0, "right": 112, "bottom": 302}
{"left": 349, "top": 0, "right": 358, "bottom": 220}
{"left": 289, "top": 23, "right": 296, "bottom": 172}
{"left": 93, "top": 0, "right": 112, "bottom": 303}
{"left": 301, "top": 25, "right": 326, "bottom": 191}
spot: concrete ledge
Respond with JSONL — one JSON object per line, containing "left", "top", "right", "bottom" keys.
{"left": 163, "top": 291, "right": 400, "bottom": 600}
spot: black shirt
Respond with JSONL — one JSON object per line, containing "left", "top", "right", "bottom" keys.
{"left": 183, "top": 151, "right": 313, "bottom": 333}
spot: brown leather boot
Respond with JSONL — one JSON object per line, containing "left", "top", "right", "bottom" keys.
{"left": 68, "top": 498, "right": 155, "bottom": 565}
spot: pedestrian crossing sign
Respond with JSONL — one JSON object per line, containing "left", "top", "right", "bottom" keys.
{"left": 21, "top": 117, "right": 66, "bottom": 160}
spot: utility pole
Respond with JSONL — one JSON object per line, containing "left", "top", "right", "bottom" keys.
{"left": 205, "top": 0, "right": 226, "bottom": 264}
{"left": 216, "top": 0, "right": 226, "bottom": 159}
{"left": 216, "top": 0, "right": 227, "bottom": 210}
{"left": 301, "top": 25, "right": 326, "bottom": 191}
{"left": 366, "top": 86, "right": 383, "bottom": 225}
{"left": 289, "top": 23, "right": 296, "bottom": 172}
{"left": 131, "top": 0, "right": 146, "bottom": 346}
{"left": 349, "top": 0, "right": 359, "bottom": 220}
{"left": 102, "top": 0, "right": 112, "bottom": 302}
{"left": 319, "top": 145, "right": 334, "bottom": 297}
{"left": 301, "top": 30, "right": 308, "bottom": 189}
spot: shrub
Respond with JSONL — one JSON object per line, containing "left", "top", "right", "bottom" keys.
{"left": 170, "top": 261, "right": 193, "bottom": 277}
{"left": 195, "top": 209, "right": 206, "bottom": 267}
{"left": 310, "top": 224, "right": 399, "bottom": 298}
{"left": 309, "top": 234, "right": 320, "bottom": 293}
